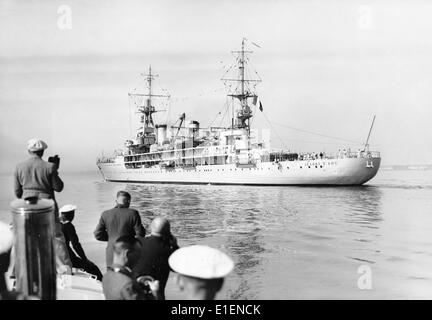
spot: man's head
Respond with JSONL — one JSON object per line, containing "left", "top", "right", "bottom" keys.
{"left": 168, "top": 245, "right": 234, "bottom": 300}
{"left": 150, "top": 217, "right": 171, "bottom": 238}
{"left": 59, "top": 204, "right": 77, "bottom": 223}
{"left": 27, "top": 138, "right": 47, "bottom": 157}
{"left": 116, "top": 191, "right": 131, "bottom": 208}
{"left": 112, "top": 235, "right": 142, "bottom": 269}
{"left": 0, "top": 221, "right": 14, "bottom": 274}
{"left": 175, "top": 274, "right": 224, "bottom": 301}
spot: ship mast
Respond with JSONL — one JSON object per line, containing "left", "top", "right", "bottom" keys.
{"left": 223, "top": 38, "right": 261, "bottom": 133}
{"left": 128, "top": 66, "right": 170, "bottom": 139}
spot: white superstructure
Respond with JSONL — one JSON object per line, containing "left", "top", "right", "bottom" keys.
{"left": 97, "top": 40, "right": 381, "bottom": 186}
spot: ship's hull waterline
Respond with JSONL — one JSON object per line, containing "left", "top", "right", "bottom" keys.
{"left": 97, "top": 156, "right": 381, "bottom": 186}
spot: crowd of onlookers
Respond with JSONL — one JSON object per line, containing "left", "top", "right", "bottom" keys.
{"left": 0, "top": 138, "right": 234, "bottom": 300}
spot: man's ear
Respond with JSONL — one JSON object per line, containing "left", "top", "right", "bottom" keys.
{"left": 174, "top": 274, "right": 184, "bottom": 291}
{"left": 123, "top": 249, "right": 129, "bottom": 262}
{"left": 215, "top": 278, "right": 224, "bottom": 292}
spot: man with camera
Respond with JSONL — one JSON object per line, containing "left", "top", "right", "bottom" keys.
{"left": 13, "top": 138, "right": 72, "bottom": 274}
{"left": 102, "top": 235, "right": 160, "bottom": 300}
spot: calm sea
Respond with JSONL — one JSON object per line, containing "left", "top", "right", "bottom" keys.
{"left": 0, "top": 169, "right": 431, "bottom": 299}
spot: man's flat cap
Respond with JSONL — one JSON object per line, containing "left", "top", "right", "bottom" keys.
{"left": 168, "top": 245, "right": 234, "bottom": 279}
{"left": 27, "top": 138, "right": 48, "bottom": 152}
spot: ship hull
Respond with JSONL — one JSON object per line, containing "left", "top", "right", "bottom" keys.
{"left": 97, "top": 156, "right": 381, "bottom": 186}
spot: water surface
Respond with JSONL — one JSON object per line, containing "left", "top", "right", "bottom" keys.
{"left": 0, "top": 169, "right": 431, "bottom": 299}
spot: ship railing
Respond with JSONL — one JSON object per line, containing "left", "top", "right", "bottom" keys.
{"left": 330, "top": 150, "right": 380, "bottom": 159}
{"left": 96, "top": 157, "right": 115, "bottom": 164}
{"left": 287, "top": 150, "right": 380, "bottom": 161}
{"left": 124, "top": 152, "right": 233, "bottom": 164}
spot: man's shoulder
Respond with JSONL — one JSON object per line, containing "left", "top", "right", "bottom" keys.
{"left": 127, "top": 208, "right": 140, "bottom": 215}
{"left": 102, "top": 270, "right": 133, "bottom": 299}
{"left": 16, "top": 157, "right": 53, "bottom": 170}
{"left": 103, "top": 269, "right": 132, "bottom": 288}
{"left": 114, "top": 207, "right": 139, "bottom": 215}
{"left": 101, "top": 207, "right": 119, "bottom": 215}
{"left": 101, "top": 207, "right": 139, "bottom": 220}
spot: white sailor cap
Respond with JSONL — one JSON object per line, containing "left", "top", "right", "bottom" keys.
{"left": 59, "top": 204, "right": 77, "bottom": 213}
{"left": 27, "top": 138, "right": 48, "bottom": 152}
{"left": 168, "top": 245, "right": 234, "bottom": 279}
{"left": 0, "top": 221, "right": 14, "bottom": 254}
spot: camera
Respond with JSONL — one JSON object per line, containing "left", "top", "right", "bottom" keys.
{"left": 136, "top": 275, "right": 155, "bottom": 295}
{"left": 48, "top": 155, "right": 61, "bottom": 170}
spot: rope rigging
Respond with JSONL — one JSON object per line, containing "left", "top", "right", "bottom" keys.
{"left": 268, "top": 119, "right": 364, "bottom": 145}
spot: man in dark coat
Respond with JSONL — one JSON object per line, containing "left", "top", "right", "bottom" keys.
{"left": 13, "top": 138, "right": 72, "bottom": 274}
{"left": 59, "top": 204, "right": 103, "bottom": 281}
{"left": 133, "top": 217, "right": 179, "bottom": 300}
{"left": 102, "top": 235, "right": 160, "bottom": 300}
{"left": 94, "top": 191, "right": 146, "bottom": 268}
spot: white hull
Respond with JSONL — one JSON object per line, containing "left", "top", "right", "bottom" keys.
{"left": 97, "top": 157, "right": 381, "bottom": 186}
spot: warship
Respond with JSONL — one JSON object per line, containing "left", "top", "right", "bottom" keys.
{"left": 97, "top": 40, "right": 381, "bottom": 185}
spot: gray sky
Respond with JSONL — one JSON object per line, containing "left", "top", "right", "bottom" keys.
{"left": 1, "top": 0, "right": 432, "bottom": 172}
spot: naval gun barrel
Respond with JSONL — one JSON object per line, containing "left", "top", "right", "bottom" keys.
{"left": 11, "top": 196, "right": 57, "bottom": 300}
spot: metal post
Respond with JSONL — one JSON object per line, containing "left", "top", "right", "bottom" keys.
{"left": 363, "top": 115, "right": 376, "bottom": 152}
{"left": 11, "top": 197, "right": 57, "bottom": 300}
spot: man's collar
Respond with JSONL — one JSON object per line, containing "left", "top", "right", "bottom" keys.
{"left": 110, "top": 264, "right": 132, "bottom": 274}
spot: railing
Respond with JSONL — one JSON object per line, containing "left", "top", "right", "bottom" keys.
{"left": 273, "top": 150, "right": 381, "bottom": 162}
{"left": 332, "top": 150, "right": 380, "bottom": 159}
{"left": 96, "top": 157, "right": 115, "bottom": 164}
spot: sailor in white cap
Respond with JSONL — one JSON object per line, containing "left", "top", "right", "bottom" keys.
{"left": 59, "top": 204, "right": 103, "bottom": 280}
{"left": 0, "top": 221, "right": 14, "bottom": 299}
{"left": 13, "top": 138, "right": 72, "bottom": 275}
{"left": 168, "top": 245, "right": 234, "bottom": 300}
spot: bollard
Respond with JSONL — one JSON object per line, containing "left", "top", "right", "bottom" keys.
{"left": 11, "top": 196, "right": 57, "bottom": 300}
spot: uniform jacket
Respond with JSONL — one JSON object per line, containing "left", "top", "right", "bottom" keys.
{"left": 14, "top": 154, "right": 63, "bottom": 200}
{"left": 94, "top": 206, "right": 146, "bottom": 267}
{"left": 61, "top": 221, "right": 87, "bottom": 261}
{"left": 102, "top": 265, "right": 153, "bottom": 300}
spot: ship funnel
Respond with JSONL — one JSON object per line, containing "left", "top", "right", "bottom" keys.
{"left": 156, "top": 124, "right": 167, "bottom": 146}
{"left": 188, "top": 121, "right": 199, "bottom": 138}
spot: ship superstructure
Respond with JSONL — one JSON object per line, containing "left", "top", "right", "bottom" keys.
{"left": 97, "top": 40, "right": 380, "bottom": 185}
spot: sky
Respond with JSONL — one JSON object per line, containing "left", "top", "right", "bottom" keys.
{"left": 1, "top": 0, "right": 432, "bottom": 172}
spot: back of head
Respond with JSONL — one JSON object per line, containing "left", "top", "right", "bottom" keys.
{"left": 113, "top": 235, "right": 141, "bottom": 268}
{"left": 59, "top": 204, "right": 77, "bottom": 223}
{"left": 176, "top": 274, "right": 224, "bottom": 300}
{"left": 27, "top": 138, "right": 47, "bottom": 157}
{"left": 150, "top": 217, "right": 171, "bottom": 237}
{"left": 116, "top": 190, "right": 131, "bottom": 208}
